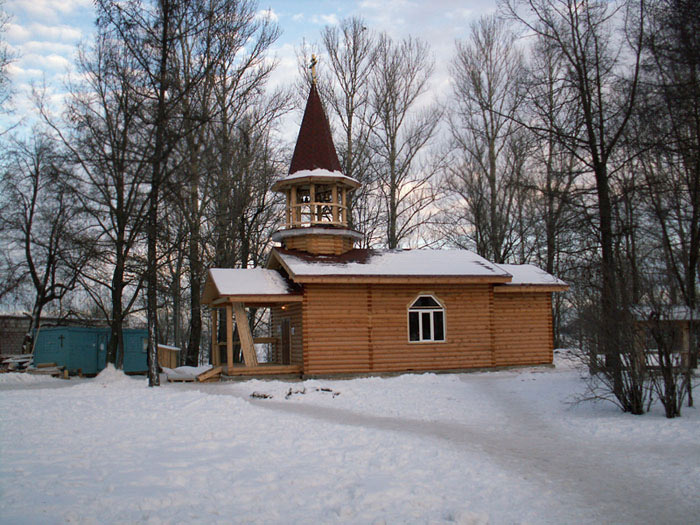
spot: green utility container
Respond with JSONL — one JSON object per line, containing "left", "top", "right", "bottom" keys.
{"left": 121, "top": 330, "right": 148, "bottom": 373}
{"left": 33, "top": 327, "right": 148, "bottom": 375}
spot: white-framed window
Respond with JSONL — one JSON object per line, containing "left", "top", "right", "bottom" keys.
{"left": 408, "top": 295, "right": 446, "bottom": 342}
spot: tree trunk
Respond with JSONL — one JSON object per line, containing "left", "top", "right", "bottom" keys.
{"left": 21, "top": 301, "right": 44, "bottom": 355}
{"left": 187, "top": 190, "right": 202, "bottom": 366}
{"left": 146, "top": 0, "right": 172, "bottom": 388}
{"left": 594, "top": 161, "right": 626, "bottom": 409}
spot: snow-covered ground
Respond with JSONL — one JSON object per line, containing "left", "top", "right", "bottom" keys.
{"left": 1, "top": 356, "right": 698, "bottom": 524}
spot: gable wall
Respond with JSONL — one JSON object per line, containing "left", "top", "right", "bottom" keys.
{"left": 493, "top": 292, "right": 553, "bottom": 366}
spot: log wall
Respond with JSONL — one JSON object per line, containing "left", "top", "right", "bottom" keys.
{"left": 303, "top": 284, "right": 508, "bottom": 374}
{"left": 284, "top": 234, "right": 354, "bottom": 255}
{"left": 493, "top": 291, "right": 553, "bottom": 366}
{"left": 301, "top": 284, "right": 555, "bottom": 374}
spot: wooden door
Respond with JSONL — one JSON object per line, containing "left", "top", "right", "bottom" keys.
{"left": 280, "top": 318, "right": 291, "bottom": 365}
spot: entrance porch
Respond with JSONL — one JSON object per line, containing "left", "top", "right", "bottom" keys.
{"left": 201, "top": 268, "right": 303, "bottom": 376}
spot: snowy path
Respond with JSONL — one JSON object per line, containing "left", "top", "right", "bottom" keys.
{"left": 195, "top": 374, "right": 700, "bottom": 525}
{"left": 2, "top": 367, "right": 698, "bottom": 524}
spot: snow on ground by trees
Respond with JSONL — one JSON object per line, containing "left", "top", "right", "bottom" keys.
{"left": 1, "top": 357, "right": 698, "bottom": 524}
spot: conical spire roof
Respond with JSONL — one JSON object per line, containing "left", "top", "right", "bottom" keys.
{"left": 288, "top": 83, "right": 342, "bottom": 174}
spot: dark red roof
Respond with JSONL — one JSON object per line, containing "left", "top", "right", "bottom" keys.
{"left": 274, "top": 247, "right": 374, "bottom": 265}
{"left": 289, "top": 84, "right": 342, "bottom": 174}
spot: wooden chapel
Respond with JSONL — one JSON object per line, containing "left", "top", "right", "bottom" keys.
{"left": 200, "top": 74, "right": 568, "bottom": 378}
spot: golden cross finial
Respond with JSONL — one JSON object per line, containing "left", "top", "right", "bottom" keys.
{"left": 310, "top": 54, "right": 318, "bottom": 85}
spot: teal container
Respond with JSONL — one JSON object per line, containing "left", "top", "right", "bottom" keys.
{"left": 33, "top": 327, "right": 148, "bottom": 375}
{"left": 122, "top": 330, "right": 148, "bottom": 373}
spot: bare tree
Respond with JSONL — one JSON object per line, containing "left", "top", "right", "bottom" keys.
{"left": 522, "top": 34, "right": 585, "bottom": 345}
{"left": 446, "top": 15, "right": 528, "bottom": 263}
{"left": 524, "top": 34, "right": 581, "bottom": 275}
{"left": 207, "top": 104, "right": 286, "bottom": 269}
{"left": 41, "top": 30, "right": 150, "bottom": 368}
{"left": 638, "top": 0, "right": 700, "bottom": 405}
{"left": 503, "top": 0, "right": 647, "bottom": 413}
{"left": 95, "top": 0, "right": 279, "bottom": 384}
{"left": 640, "top": 305, "right": 693, "bottom": 418}
{"left": 318, "top": 17, "right": 382, "bottom": 246}
{"left": 368, "top": 34, "right": 441, "bottom": 249}
{"left": 170, "top": 0, "right": 281, "bottom": 366}
{"left": 0, "top": 0, "right": 15, "bottom": 119}
{"left": 0, "top": 132, "right": 87, "bottom": 354}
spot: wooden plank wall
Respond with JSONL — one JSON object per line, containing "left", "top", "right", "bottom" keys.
{"left": 493, "top": 292, "right": 553, "bottom": 366}
{"left": 270, "top": 303, "right": 304, "bottom": 365}
{"left": 303, "top": 284, "right": 372, "bottom": 373}
{"left": 303, "top": 284, "right": 497, "bottom": 374}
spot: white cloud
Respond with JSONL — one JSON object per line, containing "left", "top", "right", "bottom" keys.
{"left": 6, "top": 23, "right": 31, "bottom": 42}
{"left": 446, "top": 8, "right": 473, "bottom": 20}
{"left": 311, "top": 14, "right": 339, "bottom": 26}
{"left": 19, "top": 53, "right": 71, "bottom": 71}
{"left": 7, "top": 0, "right": 92, "bottom": 20}
{"left": 6, "top": 62, "right": 43, "bottom": 78}
{"left": 7, "top": 22, "right": 82, "bottom": 44}
{"left": 292, "top": 13, "right": 304, "bottom": 22}
{"left": 20, "top": 41, "right": 76, "bottom": 55}
{"left": 268, "top": 42, "right": 298, "bottom": 91}
{"left": 256, "top": 8, "right": 279, "bottom": 22}
{"left": 29, "top": 23, "right": 82, "bottom": 43}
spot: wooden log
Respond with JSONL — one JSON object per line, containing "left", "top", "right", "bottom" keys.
{"left": 253, "top": 337, "right": 278, "bottom": 344}
{"left": 197, "top": 365, "right": 223, "bottom": 382}
{"left": 27, "top": 367, "right": 62, "bottom": 376}
{"left": 211, "top": 308, "right": 219, "bottom": 366}
{"left": 233, "top": 302, "right": 258, "bottom": 367}
{"left": 226, "top": 304, "right": 233, "bottom": 372}
{"left": 225, "top": 364, "right": 302, "bottom": 376}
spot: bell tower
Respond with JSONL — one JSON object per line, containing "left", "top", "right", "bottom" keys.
{"left": 271, "top": 62, "right": 362, "bottom": 256}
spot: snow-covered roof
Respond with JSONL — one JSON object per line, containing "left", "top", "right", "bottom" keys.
{"left": 202, "top": 268, "right": 300, "bottom": 304}
{"left": 495, "top": 264, "right": 568, "bottom": 287}
{"left": 272, "top": 168, "right": 361, "bottom": 190}
{"left": 272, "top": 248, "right": 512, "bottom": 281}
{"left": 157, "top": 344, "right": 181, "bottom": 352}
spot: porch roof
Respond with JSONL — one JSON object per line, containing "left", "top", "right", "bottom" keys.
{"left": 201, "top": 268, "right": 302, "bottom": 305}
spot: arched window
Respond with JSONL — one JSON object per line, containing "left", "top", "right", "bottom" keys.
{"left": 408, "top": 295, "right": 445, "bottom": 342}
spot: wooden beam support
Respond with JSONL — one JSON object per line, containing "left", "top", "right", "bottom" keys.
{"left": 209, "top": 294, "right": 303, "bottom": 306}
{"left": 233, "top": 302, "right": 258, "bottom": 367}
{"left": 197, "top": 366, "right": 222, "bottom": 382}
{"left": 290, "top": 186, "right": 298, "bottom": 225}
{"left": 285, "top": 190, "right": 291, "bottom": 228}
{"left": 211, "top": 308, "right": 219, "bottom": 366}
{"left": 341, "top": 188, "right": 347, "bottom": 223}
{"left": 309, "top": 183, "right": 316, "bottom": 223}
{"left": 226, "top": 303, "right": 233, "bottom": 373}
{"left": 332, "top": 185, "right": 338, "bottom": 223}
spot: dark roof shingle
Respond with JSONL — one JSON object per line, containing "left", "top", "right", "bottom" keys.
{"left": 289, "top": 84, "right": 342, "bottom": 174}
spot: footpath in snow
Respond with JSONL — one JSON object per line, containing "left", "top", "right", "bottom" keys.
{"left": 1, "top": 358, "right": 699, "bottom": 524}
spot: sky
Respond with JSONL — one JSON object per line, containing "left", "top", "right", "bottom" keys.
{"left": 2, "top": 0, "right": 498, "bottom": 132}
